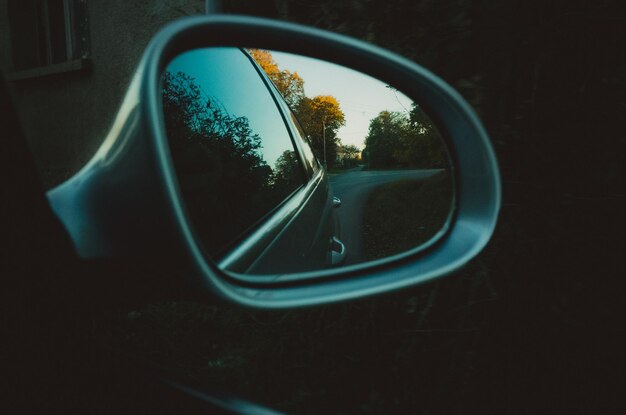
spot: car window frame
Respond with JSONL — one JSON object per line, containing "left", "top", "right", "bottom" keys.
{"left": 163, "top": 47, "right": 313, "bottom": 260}
{"left": 239, "top": 48, "right": 311, "bottom": 183}
{"left": 209, "top": 48, "right": 312, "bottom": 257}
{"left": 189, "top": 46, "right": 324, "bottom": 255}
{"left": 212, "top": 50, "right": 332, "bottom": 272}
{"left": 254, "top": 60, "right": 321, "bottom": 179}
{"left": 289, "top": 110, "right": 321, "bottom": 175}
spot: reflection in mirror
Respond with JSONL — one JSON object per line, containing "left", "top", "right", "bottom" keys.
{"left": 162, "top": 48, "right": 454, "bottom": 276}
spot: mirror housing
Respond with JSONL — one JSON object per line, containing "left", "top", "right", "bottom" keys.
{"left": 47, "top": 15, "right": 500, "bottom": 308}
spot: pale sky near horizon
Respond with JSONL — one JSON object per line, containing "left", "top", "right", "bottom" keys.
{"left": 271, "top": 51, "right": 414, "bottom": 149}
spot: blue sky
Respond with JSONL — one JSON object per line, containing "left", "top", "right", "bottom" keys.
{"left": 272, "top": 51, "right": 414, "bottom": 149}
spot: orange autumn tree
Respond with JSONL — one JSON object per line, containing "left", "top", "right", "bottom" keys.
{"left": 247, "top": 49, "right": 305, "bottom": 108}
{"left": 248, "top": 49, "right": 346, "bottom": 169}
{"left": 295, "top": 95, "right": 345, "bottom": 168}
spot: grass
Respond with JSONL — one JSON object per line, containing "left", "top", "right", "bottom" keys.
{"left": 362, "top": 171, "right": 453, "bottom": 260}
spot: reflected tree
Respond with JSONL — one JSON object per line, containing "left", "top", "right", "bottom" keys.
{"left": 408, "top": 104, "right": 446, "bottom": 168}
{"left": 162, "top": 71, "right": 298, "bottom": 256}
{"left": 363, "top": 107, "right": 446, "bottom": 169}
{"left": 336, "top": 144, "right": 361, "bottom": 168}
{"left": 272, "top": 150, "right": 302, "bottom": 191}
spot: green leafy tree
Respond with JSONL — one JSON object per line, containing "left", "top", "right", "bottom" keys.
{"left": 408, "top": 104, "right": 447, "bottom": 168}
{"left": 363, "top": 111, "right": 404, "bottom": 168}
{"left": 364, "top": 109, "right": 446, "bottom": 169}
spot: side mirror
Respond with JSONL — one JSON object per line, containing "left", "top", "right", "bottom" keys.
{"left": 47, "top": 15, "right": 500, "bottom": 308}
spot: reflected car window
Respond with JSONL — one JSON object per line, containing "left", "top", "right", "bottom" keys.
{"left": 162, "top": 47, "right": 305, "bottom": 257}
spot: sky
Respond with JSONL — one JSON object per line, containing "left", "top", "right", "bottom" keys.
{"left": 271, "top": 51, "right": 414, "bottom": 149}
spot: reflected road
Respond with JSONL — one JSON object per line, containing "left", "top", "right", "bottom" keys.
{"left": 329, "top": 168, "right": 444, "bottom": 265}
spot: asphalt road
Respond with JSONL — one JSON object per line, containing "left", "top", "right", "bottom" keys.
{"left": 328, "top": 167, "right": 444, "bottom": 265}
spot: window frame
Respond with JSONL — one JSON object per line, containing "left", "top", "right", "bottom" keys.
{"left": 7, "top": 0, "right": 90, "bottom": 81}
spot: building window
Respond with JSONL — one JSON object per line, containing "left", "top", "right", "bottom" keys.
{"left": 8, "top": 0, "right": 90, "bottom": 71}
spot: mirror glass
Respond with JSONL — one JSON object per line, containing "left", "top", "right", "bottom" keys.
{"left": 161, "top": 47, "right": 454, "bottom": 275}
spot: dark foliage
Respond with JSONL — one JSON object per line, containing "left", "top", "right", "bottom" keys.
{"left": 217, "top": 1, "right": 626, "bottom": 413}
{"left": 162, "top": 71, "right": 302, "bottom": 256}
